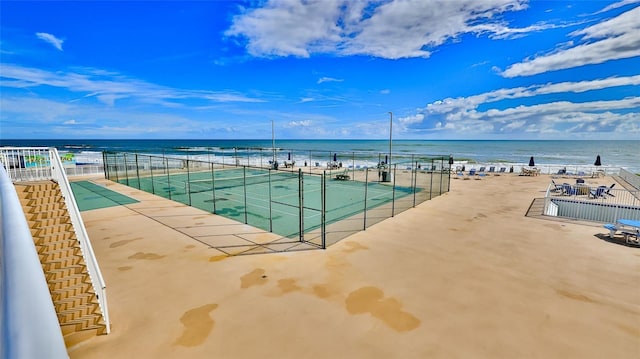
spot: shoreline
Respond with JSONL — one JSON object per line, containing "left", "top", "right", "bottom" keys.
{"left": 3, "top": 139, "right": 639, "bottom": 173}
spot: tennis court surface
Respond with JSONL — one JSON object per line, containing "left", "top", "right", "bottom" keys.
{"left": 71, "top": 180, "right": 139, "bottom": 211}
{"left": 104, "top": 152, "right": 450, "bottom": 251}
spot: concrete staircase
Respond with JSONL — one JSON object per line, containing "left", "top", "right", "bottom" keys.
{"left": 15, "top": 180, "right": 107, "bottom": 347}
{"left": 525, "top": 197, "right": 546, "bottom": 218}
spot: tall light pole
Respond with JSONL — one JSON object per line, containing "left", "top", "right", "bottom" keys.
{"left": 388, "top": 112, "right": 393, "bottom": 166}
{"left": 271, "top": 120, "right": 276, "bottom": 167}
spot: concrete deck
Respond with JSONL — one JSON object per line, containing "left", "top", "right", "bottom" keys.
{"left": 69, "top": 174, "right": 639, "bottom": 358}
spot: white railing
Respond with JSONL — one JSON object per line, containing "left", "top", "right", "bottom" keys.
{"left": 65, "top": 164, "right": 105, "bottom": 178}
{"left": 0, "top": 147, "right": 104, "bottom": 179}
{"left": 0, "top": 165, "right": 69, "bottom": 359}
{"left": 454, "top": 162, "right": 622, "bottom": 177}
{"left": 544, "top": 183, "right": 640, "bottom": 223}
{"left": 0, "top": 147, "right": 53, "bottom": 181}
{"left": 0, "top": 147, "right": 110, "bottom": 334}
{"left": 48, "top": 148, "right": 110, "bottom": 334}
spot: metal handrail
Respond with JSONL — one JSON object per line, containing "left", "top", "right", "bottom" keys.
{"left": 48, "top": 148, "right": 110, "bottom": 333}
{"left": 0, "top": 165, "right": 69, "bottom": 358}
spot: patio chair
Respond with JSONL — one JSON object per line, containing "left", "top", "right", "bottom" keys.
{"left": 588, "top": 186, "right": 607, "bottom": 199}
{"left": 551, "top": 180, "right": 564, "bottom": 193}
{"left": 562, "top": 183, "right": 577, "bottom": 196}
{"left": 334, "top": 170, "right": 350, "bottom": 181}
{"left": 488, "top": 166, "right": 495, "bottom": 174}
{"left": 603, "top": 223, "right": 617, "bottom": 238}
{"left": 604, "top": 183, "right": 616, "bottom": 197}
{"left": 624, "top": 229, "right": 640, "bottom": 246}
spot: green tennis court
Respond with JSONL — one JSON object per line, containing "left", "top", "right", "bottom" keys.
{"left": 104, "top": 151, "right": 450, "bottom": 250}
{"left": 70, "top": 181, "right": 139, "bottom": 211}
{"left": 117, "top": 167, "right": 415, "bottom": 239}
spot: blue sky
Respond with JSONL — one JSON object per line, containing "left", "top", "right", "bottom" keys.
{"left": 1, "top": 0, "right": 639, "bottom": 140}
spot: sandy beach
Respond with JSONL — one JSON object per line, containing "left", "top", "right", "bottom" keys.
{"left": 68, "top": 172, "right": 639, "bottom": 358}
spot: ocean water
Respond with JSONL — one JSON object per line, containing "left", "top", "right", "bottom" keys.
{"left": 1, "top": 139, "right": 638, "bottom": 173}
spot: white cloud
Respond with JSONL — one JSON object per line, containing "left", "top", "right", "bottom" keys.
{"left": 502, "top": 6, "right": 640, "bottom": 77}
{"left": 226, "top": 0, "right": 539, "bottom": 59}
{"left": 406, "top": 76, "right": 640, "bottom": 137}
{"left": 595, "top": 0, "right": 640, "bottom": 14}
{"left": 424, "top": 75, "right": 640, "bottom": 114}
{"left": 285, "top": 120, "right": 313, "bottom": 127}
{"left": 317, "top": 76, "right": 343, "bottom": 84}
{"left": 399, "top": 114, "right": 424, "bottom": 125}
{"left": 0, "top": 64, "right": 265, "bottom": 106}
{"left": 0, "top": 95, "right": 242, "bottom": 138}
{"left": 380, "top": 89, "right": 390, "bottom": 95}
{"left": 226, "top": 0, "right": 344, "bottom": 57}
{"left": 36, "top": 32, "right": 64, "bottom": 51}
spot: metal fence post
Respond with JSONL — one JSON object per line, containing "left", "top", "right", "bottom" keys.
{"left": 412, "top": 160, "right": 418, "bottom": 207}
{"left": 243, "top": 165, "right": 248, "bottom": 224}
{"left": 268, "top": 169, "right": 273, "bottom": 232}
{"left": 391, "top": 164, "right": 397, "bottom": 217}
{"left": 321, "top": 170, "right": 326, "bottom": 248}
{"left": 186, "top": 159, "right": 192, "bottom": 206}
{"left": 149, "top": 155, "right": 155, "bottom": 194}
{"left": 439, "top": 158, "right": 444, "bottom": 195}
{"left": 363, "top": 168, "right": 369, "bottom": 229}
{"left": 429, "top": 159, "right": 434, "bottom": 200}
{"left": 135, "top": 154, "right": 141, "bottom": 189}
{"left": 299, "top": 169, "right": 304, "bottom": 243}
{"left": 165, "top": 155, "right": 172, "bottom": 200}
{"left": 113, "top": 153, "right": 119, "bottom": 182}
{"left": 210, "top": 162, "right": 217, "bottom": 214}
{"left": 123, "top": 153, "right": 130, "bottom": 186}
{"left": 102, "top": 151, "right": 108, "bottom": 179}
